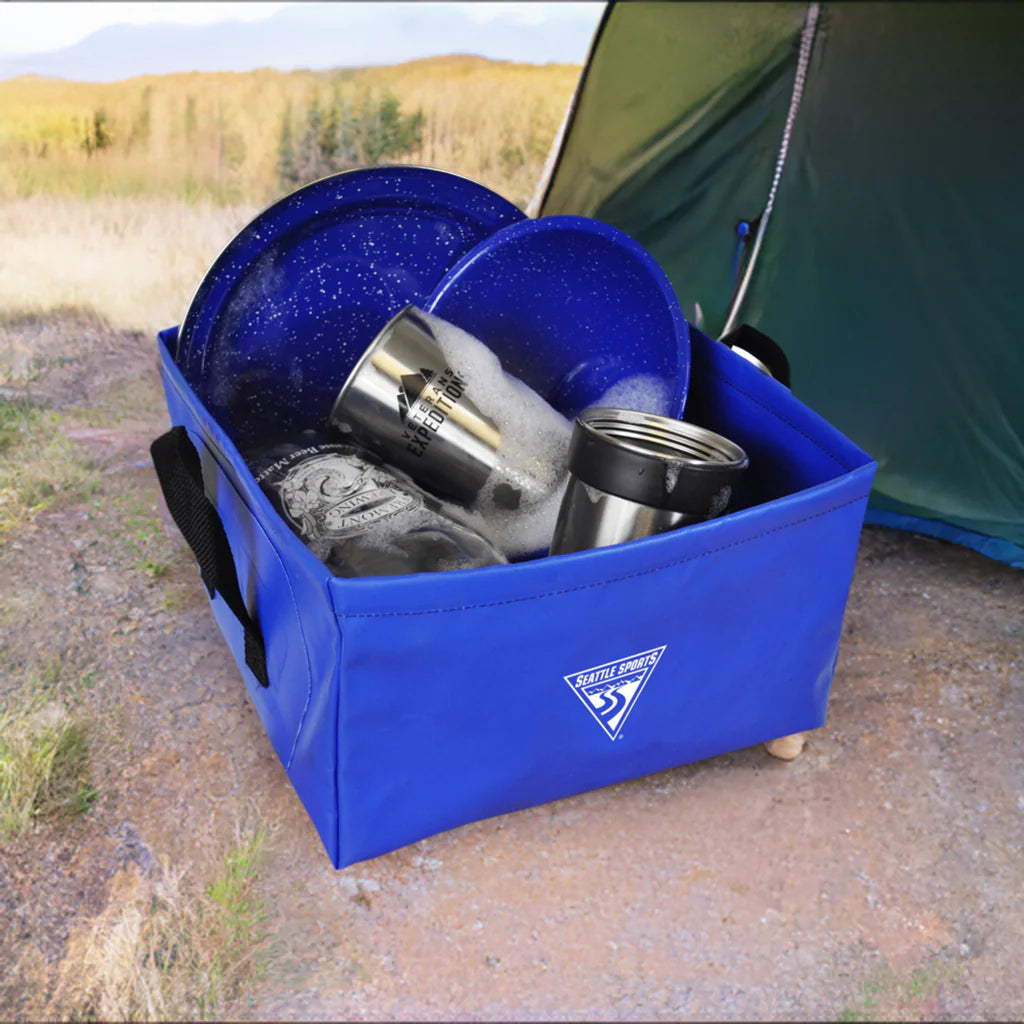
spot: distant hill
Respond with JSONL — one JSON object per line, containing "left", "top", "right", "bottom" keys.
{"left": 0, "top": 57, "right": 581, "bottom": 209}
{"left": 0, "top": 3, "right": 600, "bottom": 82}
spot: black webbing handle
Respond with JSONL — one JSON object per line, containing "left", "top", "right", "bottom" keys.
{"left": 150, "top": 426, "right": 269, "bottom": 688}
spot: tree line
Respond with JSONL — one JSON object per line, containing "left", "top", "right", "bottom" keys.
{"left": 276, "top": 87, "right": 424, "bottom": 188}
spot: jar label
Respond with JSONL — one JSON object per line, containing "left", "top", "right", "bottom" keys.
{"left": 278, "top": 452, "right": 420, "bottom": 541}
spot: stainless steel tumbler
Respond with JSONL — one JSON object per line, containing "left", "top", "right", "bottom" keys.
{"left": 327, "top": 305, "right": 500, "bottom": 504}
{"left": 327, "top": 306, "right": 570, "bottom": 525}
{"left": 548, "top": 408, "right": 749, "bottom": 555}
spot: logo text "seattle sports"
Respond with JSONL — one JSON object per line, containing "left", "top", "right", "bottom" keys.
{"left": 564, "top": 646, "right": 666, "bottom": 740}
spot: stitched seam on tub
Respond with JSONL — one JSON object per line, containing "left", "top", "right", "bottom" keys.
{"left": 704, "top": 366, "right": 854, "bottom": 472}
{"left": 165, "top": 373, "right": 317, "bottom": 771}
{"left": 343, "top": 492, "right": 870, "bottom": 618}
{"left": 284, "top": 594, "right": 316, "bottom": 772}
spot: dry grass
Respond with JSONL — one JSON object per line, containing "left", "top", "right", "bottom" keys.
{"left": 47, "top": 825, "right": 269, "bottom": 1022}
{"left": 0, "top": 57, "right": 579, "bottom": 334}
{"left": 360, "top": 55, "right": 578, "bottom": 208}
{"left": 0, "top": 195, "right": 258, "bottom": 334}
{"left": 0, "top": 698, "right": 95, "bottom": 840}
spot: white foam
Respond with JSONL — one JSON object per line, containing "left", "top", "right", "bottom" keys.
{"left": 421, "top": 310, "right": 573, "bottom": 558}
{"left": 590, "top": 374, "right": 673, "bottom": 417}
{"left": 478, "top": 472, "right": 569, "bottom": 559}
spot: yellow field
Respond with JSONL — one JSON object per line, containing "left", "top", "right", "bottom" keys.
{"left": 0, "top": 195, "right": 259, "bottom": 333}
{"left": 0, "top": 56, "right": 578, "bottom": 331}
{"left": 0, "top": 56, "right": 579, "bottom": 210}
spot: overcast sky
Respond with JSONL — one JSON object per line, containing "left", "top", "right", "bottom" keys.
{"left": 0, "top": 2, "right": 603, "bottom": 59}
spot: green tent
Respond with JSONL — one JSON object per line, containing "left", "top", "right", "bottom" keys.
{"left": 535, "top": 1, "right": 1023, "bottom": 567}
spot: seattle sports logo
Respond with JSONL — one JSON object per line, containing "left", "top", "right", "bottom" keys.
{"left": 564, "top": 646, "right": 666, "bottom": 740}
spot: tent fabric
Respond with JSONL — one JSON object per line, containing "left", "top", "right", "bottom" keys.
{"left": 539, "top": 1, "right": 1024, "bottom": 567}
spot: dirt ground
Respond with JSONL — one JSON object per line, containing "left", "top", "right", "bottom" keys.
{"left": 1, "top": 314, "right": 1021, "bottom": 1021}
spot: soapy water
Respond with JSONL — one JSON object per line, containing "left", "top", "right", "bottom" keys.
{"left": 328, "top": 311, "right": 677, "bottom": 561}
{"left": 328, "top": 435, "right": 550, "bottom": 566}
{"left": 420, "top": 310, "right": 573, "bottom": 559}
{"left": 373, "top": 458, "right": 508, "bottom": 560}
{"left": 412, "top": 316, "right": 680, "bottom": 559}
{"left": 481, "top": 475, "right": 569, "bottom": 559}
{"left": 589, "top": 373, "right": 674, "bottom": 417}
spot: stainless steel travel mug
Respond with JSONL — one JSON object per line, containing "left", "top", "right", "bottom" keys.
{"left": 549, "top": 408, "right": 749, "bottom": 555}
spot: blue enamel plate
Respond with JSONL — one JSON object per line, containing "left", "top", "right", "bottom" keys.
{"left": 177, "top": 166, "right": 524, "bottom": 448}
{"left": 426, "top": 215, "right": 690, "bottom": 420}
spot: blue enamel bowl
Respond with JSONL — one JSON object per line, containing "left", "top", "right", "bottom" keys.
{"left": 425, "top": 215, "right": 690, "bottom": 419}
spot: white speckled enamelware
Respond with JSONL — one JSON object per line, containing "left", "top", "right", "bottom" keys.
{"left": 426, "top": 215, "right": 690, "bottom": 419}
{"left": 177, "top": 166, "right": 524, "bottom": 448}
